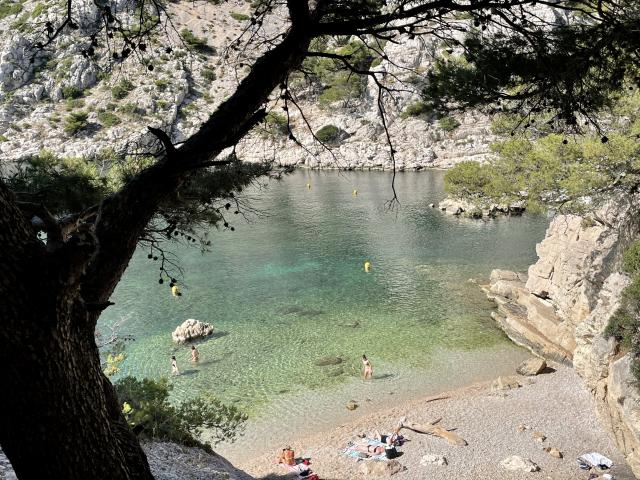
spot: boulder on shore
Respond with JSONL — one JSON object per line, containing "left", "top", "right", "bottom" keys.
{"left": 517, "top": 357, "right": 548, "bottom": 376}
{"left": 172, "top": 319, "right": 214, "bottom": 343}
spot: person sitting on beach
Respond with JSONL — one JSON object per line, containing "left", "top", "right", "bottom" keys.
{"left": 276, "top": 447, "right": 295, "bottom": 466}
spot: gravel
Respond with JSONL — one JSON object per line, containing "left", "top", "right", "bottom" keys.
{"left": 243, "top": 364, "right": 635, "bottom": 480}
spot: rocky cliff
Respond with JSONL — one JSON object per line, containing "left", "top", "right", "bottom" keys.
{"left": 0, "top": 0, "right": 506, "bottom": 170}
{"left": 486, "top": 198, "right": 640, "bottom": 476}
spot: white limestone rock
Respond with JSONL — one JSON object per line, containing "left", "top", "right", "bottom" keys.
{"left": 171, "top": 319, "right": 214, "bottom": 343}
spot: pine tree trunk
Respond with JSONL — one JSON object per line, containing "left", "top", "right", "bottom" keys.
{"left": 0, "top": 183, "right": 153, "bottom": 479}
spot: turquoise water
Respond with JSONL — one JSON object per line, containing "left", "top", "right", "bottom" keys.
{"left": 100, "top": 170, "right": 548, "bottom": 456}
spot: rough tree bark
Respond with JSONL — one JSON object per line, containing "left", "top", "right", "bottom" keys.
{"left": 0, "top": 2, "right": 312, "bottom": 477}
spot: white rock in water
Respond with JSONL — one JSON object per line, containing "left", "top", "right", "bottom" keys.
{"left": 500, "top": 455, "right": 540, "bottom": 472}
{"left": 172, "top": 319, "right": 214, "bottom": 343}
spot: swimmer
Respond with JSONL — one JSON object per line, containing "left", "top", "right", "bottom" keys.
{"left": 362, "top": 354, "right": 373, "bottom": 380}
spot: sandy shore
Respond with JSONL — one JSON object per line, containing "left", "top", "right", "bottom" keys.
{"left": 238, "top": 364, "right": 634, "bottom": 480}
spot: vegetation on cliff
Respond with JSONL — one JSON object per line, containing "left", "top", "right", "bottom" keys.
{"left": 605, "top": 241, "right": 640, "bottom": 382}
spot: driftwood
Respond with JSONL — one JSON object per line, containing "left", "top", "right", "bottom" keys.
{"left": 399, "top": 418, "right": 467, "bottom": 446}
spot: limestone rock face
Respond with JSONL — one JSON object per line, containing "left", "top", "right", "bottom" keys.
{"left": 486, "top": 196, "right": 640, "bottom": 477}
{"left": 171, "top": 319, "right": 214, "bottom": 343}
{"left": 485, "top": 197, "right": 640, "bottom": 364}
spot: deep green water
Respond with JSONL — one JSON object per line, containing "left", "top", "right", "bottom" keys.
{"left": 100, "top": 170, "right": 548, "bottom": 444}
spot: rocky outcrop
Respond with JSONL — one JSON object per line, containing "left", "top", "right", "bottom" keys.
{"left": 0, "top": 442, "right": 255, "bottom": 480}
{"left": 438, "top": 197, "right": 525, "bottom": 218}
{"left": 172, "top": 319, "right": 214, "bottom": 343}
{"left": 485, "top": 197, "right": 640, "bottom": 476}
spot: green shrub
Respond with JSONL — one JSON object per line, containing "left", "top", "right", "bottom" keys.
{"left": 438, "top": 116, "right": 461, "bottom": 132}
{"left": 63, "top": 111, "right": 89, "bottom": 135}
{"left": 31, "top": 2, "right": 46, "bottom": 17}
{"left": 62, "top": 86, "right": 83, "bottom": 99}
{"left": 262, "top": 112, "right": 288, "bottom": 137}
{"left": 119, "top": 103, "right": 143, "bottom": 117}
{"left": 401, "top": 101, "right": 433, "bottom": 119}
{"left": 97, "top": 111, "right": 121, "bottom": 127}
{"left": 154, "top": 79, "right": 169, "bottom": 91}
{"left": 623, "top": 241, "right": 640, "bottom": 276}
{"left": 114, "top": 376, "right": 247, "bottom": 449}
{"left": 111, "top": 79, "right": 135, "bottom": 100}
{"left": 181, "top": 28, "right": 210, "bottom": 52}
{"left": 230, "top": 12, "right": 250, "bottom": 21}
{"left": 604, "top": 308, "right": 639, "bottom": 350}
{"left": 202, "top": 68, "right": 216, "bottom": 82}
{"left": 315, "top": 124, "right": 341, "bottom": 144}
{"left": 65, "top": 98, "right": 85, "bottom": 111}
{"left": 0, "top": 134, "right": 8, "bottom": 142}
{"left": 0, "top": 0, "right": 22, "bottom": 20}
{"left": 444, "top": 161, "right": 494, "bottom": 199}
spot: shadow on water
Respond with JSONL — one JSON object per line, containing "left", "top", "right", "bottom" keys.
{"left": 179, "top": 369, "right": 199, "bottom": 376}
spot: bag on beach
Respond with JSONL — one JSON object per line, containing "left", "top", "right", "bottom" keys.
{"left": 385, "top": 446, "right": 399, "bottom": 459}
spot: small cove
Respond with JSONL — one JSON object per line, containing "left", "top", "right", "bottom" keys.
{"left": 99, "top": 170, "right": 549, "bottom": 460}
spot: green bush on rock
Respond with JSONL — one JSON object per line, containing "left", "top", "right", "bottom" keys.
{"left": 438, "top": 116, "right": 461, "bottom": 132}
{"left": 63, "top": 111, "right": 89, "bottom": 135}
{"left": 605, "top": 240, "right": 640, "bottom": 384}
{"left": 315, "top": 124, "right": 341, "bottom": 144}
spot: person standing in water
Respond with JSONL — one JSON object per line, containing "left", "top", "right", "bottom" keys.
{"left": 362, "top": 354, "right": 373, "bottom": 380}
{"left": 171, "top": 355, "right": 180, "bottom": 376}
{"left": 191, "top": 345, "right": 199, "bottom": 363}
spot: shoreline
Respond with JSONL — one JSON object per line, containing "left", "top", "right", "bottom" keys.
{"left": 234, "top": 363, "right": 634, "bottom": 480}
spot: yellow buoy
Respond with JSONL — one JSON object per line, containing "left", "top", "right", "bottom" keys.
{"left": 171, "top": 284, "right": 181, "bottom": 297}
{"left": 364, "top": 261, "right": 371, "bottom": 273}
{"left": 306, "top": 183, "right": 311, "bottom": 190}
{"left": 352, "top": 189, "right": 358, "bottom": 196}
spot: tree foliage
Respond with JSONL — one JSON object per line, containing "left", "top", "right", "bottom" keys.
{"left": 114, "top": 377, "right": 247, "bottom": 449}
{"left": 444, "top": 91, "right": 640, "bottom": 212}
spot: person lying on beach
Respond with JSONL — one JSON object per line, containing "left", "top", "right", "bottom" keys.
{"left": 373, "top": 425, "right": 402, "bottom": 446}
{"left": 353, "top": 435, "right": 400, "bottom": 459}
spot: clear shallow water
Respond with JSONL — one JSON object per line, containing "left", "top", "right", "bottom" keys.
{"left": 100, "top": 170, "right": 548, "bottom": 458}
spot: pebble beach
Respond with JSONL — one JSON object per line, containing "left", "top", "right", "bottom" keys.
{"left": 242, "top": 364, "right": 634, "bottom": 480}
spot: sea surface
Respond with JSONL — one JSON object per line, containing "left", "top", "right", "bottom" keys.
{"left": 99, "top": 170, "right": 549, "bottom": 461}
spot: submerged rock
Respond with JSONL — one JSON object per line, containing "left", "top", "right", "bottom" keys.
{"left": 314, "top": 356, "right": 343, "bottom": 367}
{"left": 172, "top": 319, "right": 214, "bottom": 343}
